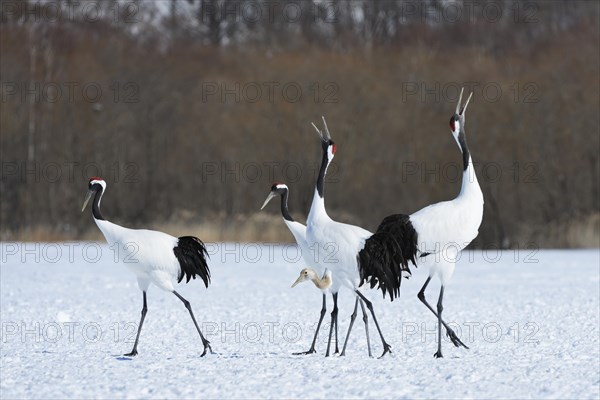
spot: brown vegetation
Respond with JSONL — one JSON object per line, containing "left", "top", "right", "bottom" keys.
{"left": 1, "top": 1, "right": 598, "bottom": 248}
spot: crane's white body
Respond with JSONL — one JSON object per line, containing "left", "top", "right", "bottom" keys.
{"left": 303, "top": 120, "right": 399, "bottom": 357}
{"left": 306, "top": 192, "right": 372, "bottom": 293}
{"left": 408, "top": 89, "right": 484, "bottom": 358}
{"left": 94, "top": 218, "right": 180, "bottom": 292}
{"left": 261, "top": 183, "right": 316, "bottom": 269}
{"left": 411, "top": 158, "right": 484, "bottom": 283}
{"left": 83, "top": 177, "right": 213, "bottom": 357}
{"left": 262, "top": 182, "right": 346, "bottom": 356}
{"left": 282, "top": 219, "right": 312, "bottom": 265}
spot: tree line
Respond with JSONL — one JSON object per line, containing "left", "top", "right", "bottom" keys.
{"left": 1, "top": 0, "right": 598, "bottom": 247}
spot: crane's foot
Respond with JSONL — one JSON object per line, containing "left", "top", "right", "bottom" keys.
{"left": 123, "top": 349, "right": 138, "bottom": 357}
{"left": 433, "top": 350, "right": 443, "bottom": 359}
{"left": 377, "top": 343, "right": 392, "bottom": 359}
{"left": 293, "top": 348, "right": 316, "bottom": 355}
{"left": 447, "top": 329, "right": 469, "bottom": 349}
{"left": 200, "top": 340, "right": 213, "bottom": 357}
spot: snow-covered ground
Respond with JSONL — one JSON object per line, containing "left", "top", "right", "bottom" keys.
{"left": 1, "top": 243, "right": 599, "bottom": 399}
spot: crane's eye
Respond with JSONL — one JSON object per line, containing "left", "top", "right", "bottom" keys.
{"left": 304, "top": 271, "right": 308, "bottom": 275}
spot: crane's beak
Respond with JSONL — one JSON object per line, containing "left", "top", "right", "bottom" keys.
{"left": 461, "top": 91, "right": 473, "bottom": 116}
{"left": 291, "top": 275, "right": 305, "bottom": 288}
{"left": 311, "top": 116, "right": 332, "bottom": 142}
{"left": 321, "top": 116, "right": 331, "bottom": 140}
{"left": 260, "top": 192, "right": 276, "bottom": 210}
{"left": 81, "top": 190, "right": 94, "bottom": 212}
{"left": 455, "top": 87, "right": 464, "bottom": 115}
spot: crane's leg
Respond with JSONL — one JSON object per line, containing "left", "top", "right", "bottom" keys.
{"left": 417, "top": 277, "right": 468, "bottom": 349}
{"left": 340, "top": 297, "right": 359, "bottom": 356}
{"left": 359, "top": 299, "right": 372, "bottom": 358}
{"left": 173, "top": 291, "right": 213, "bottom": 357}
{"left": 124, "top": 291, "right": 147, "bottom": 356}
{"left": 294, "top": 293, "right": 326, "bottom": 355}
{"left": 333, "top": 293, "right": 340, "bottom": 355}
{"left": 434, "top": 286, "right": 445, "bottom": 358}
{"left": 325, "top": 293, "right": 338, "bottom": 357}
{"left": 340, "top": 297, "right": 373, "bottom": 357}
{"left": 355, "top": 291, "right": 391, "bottom": 358}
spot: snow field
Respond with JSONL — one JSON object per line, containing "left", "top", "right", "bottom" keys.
{"left": 1, "top": 243, "right": 598, "bottom": 399}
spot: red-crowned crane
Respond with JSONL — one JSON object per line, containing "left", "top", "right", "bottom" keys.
{"left": 261, "top": 183, "right": 371, "bottom": 356}
{"left": 82, "top": 177, "right": 212, "bottom": 357}
{"left": 354, "top": 89, "right": 482, "bottom": 358}
{"left": 305, "top": 118, "right": 414, "bottom": 358}
{"left": 407, "top": 89, "right": 484, "bottom": 358}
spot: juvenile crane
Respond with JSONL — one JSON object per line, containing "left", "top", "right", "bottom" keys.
{"left": 82, "top": 177, "right": 213, "bottom": 357}
{"left": 290, "top": 268, "right": 335, "bottom": 354}
{"left": 291, "top": 268, "right": 332, "bottom": 292}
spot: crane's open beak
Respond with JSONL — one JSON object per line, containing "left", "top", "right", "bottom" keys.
{"left": 461, "top": 91, "right": 473, "bottom": 116}
{"left": 311, "top": 116, "right": 332, "bottom": 143}
{"left": 260, "top": 191, "right": 276, "bottom": 210}
{"left": 81, "top": 190, "right": 94, "bottom": 212}
{"left": 456, "top": 88, "right": 473, "bottom": 116}
{"left": 455, "top": 88, "right": 464, "bottom": 115}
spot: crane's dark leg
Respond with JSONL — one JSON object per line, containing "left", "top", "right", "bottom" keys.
{"left": 341, "top": 297, "right": 373, "bottom": 357}
{"left": 434, "top": 286, "right": 445, "bottom": 358}
{"left": 340, "top": 297, "right": 359, "bottom": 356}
{"left": 355, "top": 290, "right": 391, "bottom": 358}
{"left": 294, "top": 293, "right": 326, "bottom": 355}
{"left": 359, "top": 299, "right": 372, "bottom": 358}
{"left": 333, "top": 293, "right": 340, "bottom": 354}
{"left": 173, "top": 291, "right": 212, "bottom": 357}
{"left": 325, "top": 293, "right": 338, "bottom": 357}
{"left": 418, "top": 277, "right": 468, "bottom": 349}
{"left": 124, "top": 291, "right": 147, "bottom": 356}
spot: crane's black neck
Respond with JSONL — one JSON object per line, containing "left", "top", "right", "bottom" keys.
{"left": 92, "top": 188, "right": 105, "bottom": 220}
{"left": 279, "top": 189, "right": 294, "bottom": 222}
{"left": 458, "top": 130, "right": 470, "bottom": 171}
{"left": 316, "top": 146, "right": 329, "bottom": 198}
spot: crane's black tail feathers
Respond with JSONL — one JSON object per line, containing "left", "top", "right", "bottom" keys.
{"left": 358, "top": 214, "right": 418, "bottom": 301}
{"left": 173, "top": 236, "right": 211, "bottom": 287}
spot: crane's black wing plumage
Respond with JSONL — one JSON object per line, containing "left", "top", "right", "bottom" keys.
{"left": 376, "top": 214, "right": 419, "bottom": 269}
{"left": 358, "top": 214, "right": 418, "bottom": 301}
{"left": 173, "top": 236, "right": 211, "bottom": 287}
